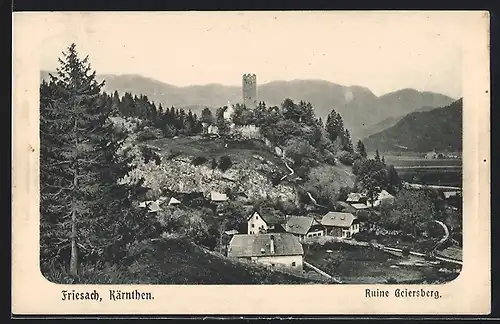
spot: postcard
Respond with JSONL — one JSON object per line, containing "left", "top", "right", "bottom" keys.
{"left": 12, "top": 11, "right": 490, "bottom": 315}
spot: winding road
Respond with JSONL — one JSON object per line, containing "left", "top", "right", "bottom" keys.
{"left": 277, "top": 149, "right": 328, "bottom": 209}
{"left": 431, "top": 220, "right": 450, "bottom": 255}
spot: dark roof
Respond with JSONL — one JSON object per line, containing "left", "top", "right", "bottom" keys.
{"left": 283, "top": 216, "right": 314, "bottom": 235}
{"left": 321, "top": 212, "right": 356, "bottom": 228}
{"left": 228, "top": 233, "right": 304, "bottom": 258}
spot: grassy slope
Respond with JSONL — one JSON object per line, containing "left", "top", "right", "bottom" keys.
{"left": 148, "top": 136, "right": 285, "bottom": 166}
{"left": 43, "top": 238, "right": 318, "bottom": 284}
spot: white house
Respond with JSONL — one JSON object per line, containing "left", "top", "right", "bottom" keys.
{"left": 247, "top": 211, "right": 283, "bottom": 235}
{"left": 210, "top": 191, "right": 228, "bottom": 203}
{"left": 281, "top": 215, "right": 324, "bottom": 242}
{"left": 227, "top": 233, "right": 304, "bottom": 272}
{"left": 320, "top": 212, "right": 360, "bottom": 238}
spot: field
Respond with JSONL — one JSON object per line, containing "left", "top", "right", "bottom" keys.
{"left": 303, "top": 242, "right": 459, "bottom": 284}
{"left": 379, "top": 155, "right": 462, "bottom": 187}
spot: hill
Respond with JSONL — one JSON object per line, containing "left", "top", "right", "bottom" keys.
{"left": 42, "top": 237, "right": 320, "bottom": 284}
{"left": 362, "top": 98, "right": 463, "bottom": 153}
{"left": 40, "top": 71, "right": 455, "bottom": 139}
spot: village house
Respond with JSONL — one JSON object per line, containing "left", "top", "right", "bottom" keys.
{"left": 210, "top": 191, "right": 229, "bottom": 203}
{"left": 227, "top": 233, "right": 304, "bottom": 272}
{"left": 281, "top": 215, "right": 324, "bottom": 242}
{"left": 246, "top": 210, "right": 283, "bottom": 235}
{"left": 320, "top": 212, "right": 360, "bottom": 239}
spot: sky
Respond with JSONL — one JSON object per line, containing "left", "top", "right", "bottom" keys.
{"left": 31, "top": 11, "right": 467, "bottom": 98}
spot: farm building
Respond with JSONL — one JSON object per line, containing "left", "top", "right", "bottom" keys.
{"left": 281, "top": 215, "right": 324, "bottom": 242}
{"left": 227, "top": 233, "right": 304, "bottom": 272}
{"left": 320, "top": 212, "right": 360, "bottom": 238}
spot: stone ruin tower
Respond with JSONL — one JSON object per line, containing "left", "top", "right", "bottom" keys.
{"left": 242, "top": 73, "right": 257, "bottom": 109}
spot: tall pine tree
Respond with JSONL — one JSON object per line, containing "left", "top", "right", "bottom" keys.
{"left": 40, "top": 43, "right": 140, "bottom": 277}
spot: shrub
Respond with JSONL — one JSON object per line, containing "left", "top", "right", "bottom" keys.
{"left": 323, "top": 151, "right": 337, "bottom": 166}
{"left": 136, "top": 127, "right": 161, "bottom": 142}
{"left": 218, "top": 156, "right": 232, "bottom": 172}
{"left": 337, "top": 150, "right": 359, "bottom": 166}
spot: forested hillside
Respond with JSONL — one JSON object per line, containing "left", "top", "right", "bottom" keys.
{"left": 363, "top": 99, "right": 463, "bottom": 153}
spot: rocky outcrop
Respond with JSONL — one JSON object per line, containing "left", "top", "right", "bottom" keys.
{"left": 120, "top": 146, "right": 298, "bottom": 205}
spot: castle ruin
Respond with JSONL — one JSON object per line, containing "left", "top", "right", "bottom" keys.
{"left": 242, "top": 73, "right": 257, "bottom": 109}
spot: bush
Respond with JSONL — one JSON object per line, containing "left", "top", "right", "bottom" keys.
{"left": 337, "top": 150, "right": 360, "bottom": 166}
{"left": 323, "top": 151, "right": 337, "bottom": 166}
{"left": 136, "top": 127, "right": 161, "bottom": 142}
{"left": 218, "top": 156, "right": 233, "bottom": 172}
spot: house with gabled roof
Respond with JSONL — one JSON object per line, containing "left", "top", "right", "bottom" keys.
{"left": 228, "top": 233, "right": 304, "bottom": 271}
{"left": 281, "top": 215, "right": 324, "bottom": 242}
{"left": 321, "top": 212, "right": 360, "bottom": 238}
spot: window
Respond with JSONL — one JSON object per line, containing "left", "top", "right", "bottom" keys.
{"left": 292, "top": 262, "right": 296, "bottom": 267}
{"left": 271, "top": 264, "right": 275, "bottom": 267}
{"left": 256, "top": 215, "right": 259, "bottom": 220}
{"left": 251, "top": 224, "right": 254, "bottom": 228}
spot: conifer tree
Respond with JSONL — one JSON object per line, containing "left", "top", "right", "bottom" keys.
{"left": 40, "top": 43, "right": 139, "bottom": 277}
{"left": 356, "top": 140, "right": 367, "bottom": 158}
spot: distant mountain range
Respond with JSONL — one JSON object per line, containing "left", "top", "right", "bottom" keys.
{"left": 40, "top": 71, "right": 456, "bottom": 139}
{"left": 363, "top": 98, "right": 463, "bottom": 153}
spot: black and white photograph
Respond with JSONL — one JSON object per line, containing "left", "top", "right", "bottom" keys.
{"left": 12, "top": 11, "right": 490, "bottom": 315}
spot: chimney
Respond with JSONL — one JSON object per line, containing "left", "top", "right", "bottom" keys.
{"left": 270, "top": 235, "right": 275, "bottom": 254}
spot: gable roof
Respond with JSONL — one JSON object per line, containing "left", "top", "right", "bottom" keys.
{"left": 337, "top": 201, "right": 357, "bottom": 213}
{"left": 283, "top": 216, "right": 314, "bottom": 235}
{"left": 378, "top": 190, "right": 395, "bottom": 200}
{"left": 228, "top": 233, "right": 304, "bottom": 258}
{"left": 351, "top": 203, "right": 370, "bottom": 210}
{"left": 168, "top": 197, "right": 181, "bottom": 205}
{"left": 211, "top": 191, "right": 228, "bottom": 202}
{"left": 321, "top": 212, "right": 356, "bottom": 228}
{"left": 147, "top": 201, "right": 162, "bottom": 213}
{"left": 246, "top": 211, "right": 283, "bottom": 225}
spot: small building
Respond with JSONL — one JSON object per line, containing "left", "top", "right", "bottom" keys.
{"left": 351, "top": 203, "right": 370, "bottom": 210}
{"left": 443, "top": 191, "right": 460, "bottom": 199}
{"left": 346, "top": 193, "right": 368, "bottom": 204}
{"left": 207, "top": 125, "right": 219, "bottom": 135}
{"left": 371, "top": 189, "right": 395, "bottom": 207}
{"left": 247, "top": 211, "right": 283, "bottom": 235}
{"left": 227, "top": 233, "right": 304, "bottom": 272}
{"left": 210, "top": 191, "right": 228, "bottom": 203}
{"left": 321, "top": 212, "right": 360, "bottom": 239}
{"left": 425, "top": 151, "right": 438, "bottom": 159}
{"left": 281, "top": 215, "right": 324, "bottom": 242}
